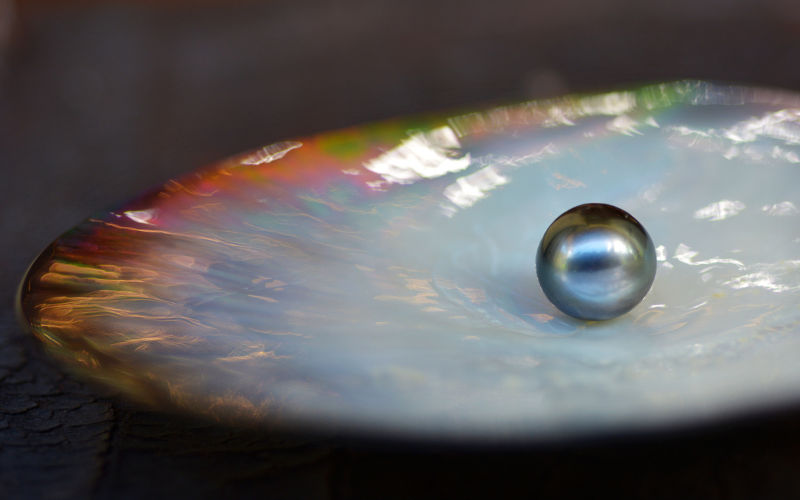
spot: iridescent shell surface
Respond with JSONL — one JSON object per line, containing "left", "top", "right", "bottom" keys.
{"left": 18, "top": 82, "right": 800, "bottom": 440}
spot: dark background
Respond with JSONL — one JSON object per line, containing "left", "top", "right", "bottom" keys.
{"left": 2, "top": 0, "right": 800, "bottom": 497}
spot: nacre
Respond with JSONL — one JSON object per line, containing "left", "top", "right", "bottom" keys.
{"left": 17, "top": 82, "right": 800, "bottom": 441}
{"left": 536, "top": 203, "right": 656, "bottom": 321}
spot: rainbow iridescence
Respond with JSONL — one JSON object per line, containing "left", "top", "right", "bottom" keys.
{"left": 18, "top": 82, "right": 800, "bottom": 440}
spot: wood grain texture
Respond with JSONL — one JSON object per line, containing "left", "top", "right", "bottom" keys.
{"left": 3, "top": 1, "right": 800, "bottom": 498}
{"left": 0, "top": 311, "right": 113, "bottom": 500}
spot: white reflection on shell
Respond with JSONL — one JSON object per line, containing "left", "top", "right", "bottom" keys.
{"left": 693, "top": 200, "right": 746, "bottom": 221}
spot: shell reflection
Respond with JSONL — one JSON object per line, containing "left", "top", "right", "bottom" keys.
{"left": 18, "top": 82, "right": 800, "bottom": 440}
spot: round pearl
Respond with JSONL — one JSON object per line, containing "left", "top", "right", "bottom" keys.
{"left": 536, "top": 203, "right": 656, "bottom": 321}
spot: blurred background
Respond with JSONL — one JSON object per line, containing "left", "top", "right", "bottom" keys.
{"left": 2, "top": 0, "right": 800, "bottom": 498}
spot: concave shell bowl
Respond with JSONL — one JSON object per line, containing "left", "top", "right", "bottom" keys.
{"left": 18, "top": 82, "right": 800, "bottom": 441}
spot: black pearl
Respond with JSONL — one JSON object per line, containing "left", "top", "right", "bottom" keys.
{"left": 536, "top": 203, "right": 657, "bottom": 321}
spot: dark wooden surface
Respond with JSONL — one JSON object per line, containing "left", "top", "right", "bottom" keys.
{"left": 3, "top": 1, "right": 800, "bottom": 498}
